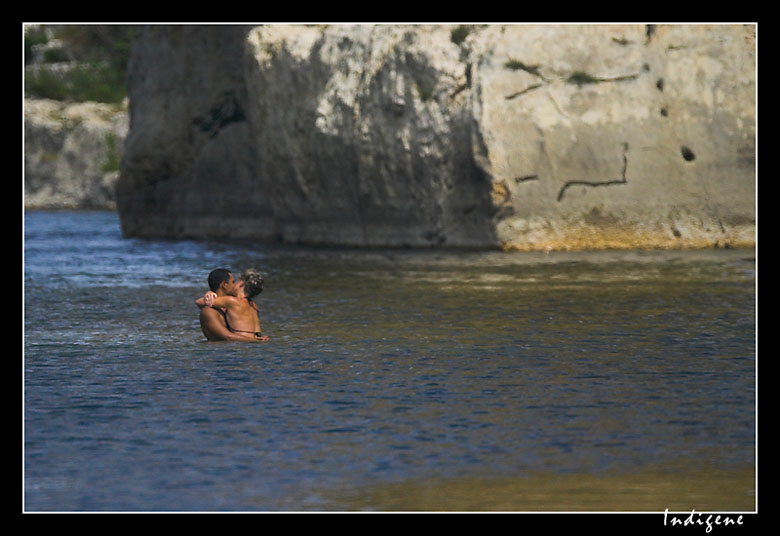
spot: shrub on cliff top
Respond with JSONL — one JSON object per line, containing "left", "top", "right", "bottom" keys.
{"left": 26, "top": 62, "right": 128, "bottom": 104}
{"left": 24, "top": 25, "right": 136, "bottom": 104}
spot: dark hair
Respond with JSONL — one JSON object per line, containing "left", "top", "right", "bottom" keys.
{"left": 208, "top": 268, "right": 232, "bottom": 292}
{"left": 240, "top": 269, "right": 264, "bottom": 299}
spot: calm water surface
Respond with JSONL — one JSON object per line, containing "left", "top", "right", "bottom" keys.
{"left": 23, "top": 211, "right": 756, "bottom": 511}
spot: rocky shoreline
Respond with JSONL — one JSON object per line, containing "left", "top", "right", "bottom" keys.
{"left": 26, "top": 24, "right": 756, "bottom": 251}
{"left": 24, "top": 97, "right": 128, "bottom": 211}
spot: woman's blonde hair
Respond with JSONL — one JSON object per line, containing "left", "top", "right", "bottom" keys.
{"left": 240, "top": 269, "right": 264, "bottom": 299}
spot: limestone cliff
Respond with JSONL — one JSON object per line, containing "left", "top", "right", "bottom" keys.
{"left": 117, "top": 24, "right": 756, "bottom": 250}
{"left": 25, "top": 98, "right": 128, "bottom": 210}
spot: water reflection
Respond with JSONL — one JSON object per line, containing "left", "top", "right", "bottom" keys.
{"left": 327, "top": 465, "right": 755, "bottom": 511}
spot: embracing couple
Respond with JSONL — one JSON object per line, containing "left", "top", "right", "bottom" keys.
{"left": 196, "top": 268, "right": 271, "bottom": 342}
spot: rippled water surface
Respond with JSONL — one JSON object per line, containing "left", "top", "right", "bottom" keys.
{"left": 23, "top": 211, "right": 756, "bottom": 511}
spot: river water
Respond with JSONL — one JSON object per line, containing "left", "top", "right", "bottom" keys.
{"left": 23, "top": 211, "right": 756, "bottom": 512}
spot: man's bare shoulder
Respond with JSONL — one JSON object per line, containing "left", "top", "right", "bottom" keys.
{"left": 200, "top": 306, "right": 223, "bottom": 317}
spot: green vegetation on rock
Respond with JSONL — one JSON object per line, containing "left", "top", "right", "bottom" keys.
{"left": 24, "top": 25, "right": 137, "bottom": 104}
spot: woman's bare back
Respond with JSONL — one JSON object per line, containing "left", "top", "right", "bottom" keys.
{"left": 220, "top": 296, "right": 261, "bottom": 334}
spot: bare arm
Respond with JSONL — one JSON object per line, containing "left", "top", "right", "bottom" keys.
{"left": 208, "top": 295, "right": 241, "bottom": 310}
{"left": 195, "top": 291, "right": 217, "bottom": 309}
{"left": 196, "top": 291, "right": 240, "bottom": 311}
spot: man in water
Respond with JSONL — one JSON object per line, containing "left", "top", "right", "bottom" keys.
{"left": 196, "top": 268, "right": 270, "bottom": 342}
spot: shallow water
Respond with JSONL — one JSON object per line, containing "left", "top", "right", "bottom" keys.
{"left": 23, "top": 211, "right": 756, "bottom": 511}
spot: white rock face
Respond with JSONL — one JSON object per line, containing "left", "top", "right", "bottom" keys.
{"left": 464, "top": 24, "right": 756, "bottom": 249}
{"left": 117, "top": 24, "right": 756, "bottom": 250}
{"left": 243, "top": 24, "right": 496, "bottom": 247}
{"left": 24, "top": 98, "right": 128, "bottom": 210}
